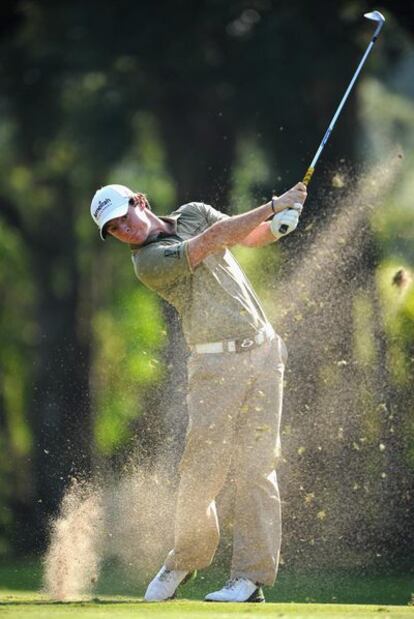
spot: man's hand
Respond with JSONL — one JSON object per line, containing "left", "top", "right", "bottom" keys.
{"left": 270, "top": 208, "right": 300, "bottom": 240}
{"left": 187, "top": 181, "right": 308, "bottom": 267}
{"left": 272, "top": 182, "right": 307, "bottom": 212}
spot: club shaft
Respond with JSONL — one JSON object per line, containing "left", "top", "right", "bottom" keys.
{"left": 303, "top": 21, "right": 384, "bottom": 186}
{"left": 278, "top": 15, "right": 384, "bottom": 233}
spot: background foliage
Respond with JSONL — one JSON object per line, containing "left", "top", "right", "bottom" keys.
{"left": 0, "top": 0, "right": 413, "bottom": 573}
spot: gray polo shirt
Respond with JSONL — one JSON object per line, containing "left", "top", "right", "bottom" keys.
{"left": 131, "top": 202, "right": 271, "bottom": 345}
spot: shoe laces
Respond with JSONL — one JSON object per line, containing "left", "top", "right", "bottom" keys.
{"left": 159, "top": 569, "right": 172, "bottom": 582}
{"left": 224, "top": 577, "right": 245, "bottom": 590}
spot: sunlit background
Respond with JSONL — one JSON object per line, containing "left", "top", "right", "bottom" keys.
{"left": 0, "top": 0, "right": 413, "bottom": 601}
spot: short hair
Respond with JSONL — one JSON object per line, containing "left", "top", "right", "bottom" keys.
{"left": 128, "top": 192, "right": 151, "bottom": 211}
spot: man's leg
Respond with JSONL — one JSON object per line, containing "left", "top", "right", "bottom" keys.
{"left": 165, "top": 352, "right": 249, "bottom": 572}
{"left": 145, "top": 352, "right": 249, "bottom": 601}
{"left": 230, "top": 336, "right": 287, "bottom": 587}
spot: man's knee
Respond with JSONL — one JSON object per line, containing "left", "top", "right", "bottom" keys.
{"left": 235, "top": 462, "right": 279, "bottom": 488}
{"left": 179, "top": 427, "right": 232, "bottom": 484}
{"left": 275, "top": 335, "right": 288, "bottom": 364}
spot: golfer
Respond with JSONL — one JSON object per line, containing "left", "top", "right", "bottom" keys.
{"left": 90, "top": 181, "right": 307, "bottom": 602}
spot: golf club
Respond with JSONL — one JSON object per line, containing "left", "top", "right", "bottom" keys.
{"left": 278, "top": 10, "right": 385, "bottom": 233}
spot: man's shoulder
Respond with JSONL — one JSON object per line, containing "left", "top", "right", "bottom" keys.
{"left": 131, "top": 237, "right": 191, "bottom": 290}
{"left": 174, "top": 201, "right": 229, "bottom": 230}
{"left": 175, "top": 201, "right": 204, "bottom": 211}
{"left": 173, "top": 201, "right": 208, "bottom": 219}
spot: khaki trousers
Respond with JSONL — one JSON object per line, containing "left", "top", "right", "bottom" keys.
{"left": 165, "top": 334, "right": 287, "bottom": 586}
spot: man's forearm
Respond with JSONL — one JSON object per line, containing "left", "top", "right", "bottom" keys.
{"left": 187, "top": 182, "right": 307, "bottom": 268}
{"left": 239, "top": 221, "right": 277, "bottom": 247}
{"left": 207, "top": 201, "right": 275, "bottom": 248}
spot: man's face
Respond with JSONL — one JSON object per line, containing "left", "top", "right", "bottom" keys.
{"left": 105, "top": 204, "right": 151, "bottom": 245}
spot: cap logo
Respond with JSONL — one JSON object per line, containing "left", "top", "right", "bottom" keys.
{"left": 94, "top": 198, "right": 112, "bottom": 218}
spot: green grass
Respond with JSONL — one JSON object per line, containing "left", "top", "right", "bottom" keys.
{"left": 1, "top": 560, "right": 411, "bottom": 606}
{"left": 0, "top": 560, "right": 412, "bottom": 618}
{"left": 0, "top": 592, "right": 412, "bottom": 619}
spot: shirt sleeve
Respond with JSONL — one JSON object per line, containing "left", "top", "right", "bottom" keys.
{"left": 131, "top": 240, "right": 193, "bottom": 291}
{"left": 195, "top": 202, "right": 230, "bottom": 227}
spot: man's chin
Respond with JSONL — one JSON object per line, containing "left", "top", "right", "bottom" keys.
{"left": 112, "top": 231, "right": 146, "bottom": 245}
{"left": 111, "top": 227, "right": 149, "bottom": 245}
{"left": 128, "top": 233, "right": 148, "bottom": 246}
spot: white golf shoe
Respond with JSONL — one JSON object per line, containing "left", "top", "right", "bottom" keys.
{"left": 144, "top": 565, "right": 193, "bottom": 601}
{"left": 205, "top": 577, "right": 265, "bottom": 602}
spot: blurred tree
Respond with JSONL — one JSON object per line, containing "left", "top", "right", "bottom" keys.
{"left": 0, "top": 0, "right": 412, "bottom": 563}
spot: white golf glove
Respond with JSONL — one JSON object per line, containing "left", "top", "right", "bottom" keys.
{"left": 270, "top": 206, "right": 300, "bottom": 240}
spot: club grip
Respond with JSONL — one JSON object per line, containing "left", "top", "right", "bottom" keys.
{"left": 277, "top": 168, "right": 314, "bottom": 234}
{"left": 303, "top": 166, "right": 315, "bottom": 186}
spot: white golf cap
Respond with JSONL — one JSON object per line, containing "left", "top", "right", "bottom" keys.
{"left": 90, "top": 184, "right": 135, "bottom": 240}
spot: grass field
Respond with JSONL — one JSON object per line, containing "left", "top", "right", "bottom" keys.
{"left": 0, "top": 592, "right": 413, "bottom": 619}
{"left": 0, "top": 561, "right": 412, "bottom": 618}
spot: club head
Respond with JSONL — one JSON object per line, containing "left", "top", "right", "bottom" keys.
{"left": 364, "top": 10, "right": 385, "bottom": 24}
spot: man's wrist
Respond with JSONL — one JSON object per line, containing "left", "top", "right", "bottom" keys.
{"left": 263, "top": 200, "right": 276, "bottom": 221}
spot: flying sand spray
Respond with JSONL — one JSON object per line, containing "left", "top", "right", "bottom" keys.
{"left": 43, "top": 10, "right": 391, "bottom": 601}
{"left": 278, "top": 10, "right": 386, "bottom": 232}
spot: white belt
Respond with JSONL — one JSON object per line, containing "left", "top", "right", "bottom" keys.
{"left": 191, "top": 327, "right": 274, "bottom": 354}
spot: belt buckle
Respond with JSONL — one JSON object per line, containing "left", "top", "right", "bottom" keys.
{"left": 235, "top": 337, "right": 256, "bottom": 353}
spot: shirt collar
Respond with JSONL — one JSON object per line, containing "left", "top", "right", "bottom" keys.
{"left": 130, "top": 213, "right": 182, "bottom": 250}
